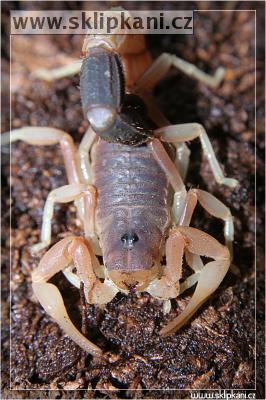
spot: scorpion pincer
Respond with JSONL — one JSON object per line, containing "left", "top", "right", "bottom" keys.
{"left": 3, "top": 26, "right": 238, "bottom": 357}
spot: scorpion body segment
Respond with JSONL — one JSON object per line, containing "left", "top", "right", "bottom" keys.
{"left": 91, "top": 139, "right": 173, "bottom": 290}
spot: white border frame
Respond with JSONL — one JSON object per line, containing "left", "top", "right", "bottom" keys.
{"left": 6, "top": 0, "right": 258, "bottom": 397}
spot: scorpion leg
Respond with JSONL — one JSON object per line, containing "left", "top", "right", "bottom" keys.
{"left": 142, "top": 93, "right": 191, "bottom": 180}
{"left": 33, "top": 59, "right": 82, "bottom": 81}
{"left": 155, "top": 123, "right": 238, "bottom": 188}
{"left": 78, "top": 126, "right": 97, "bottom": 184}
{"left": 149, "top": 139, "right": 187, "bottom": 221}
{"left": 176, "top": 189, "right": 205, "bottom": 285}
{"left": 2, "top": 127, "right": 102, "bottom": 252}
{"left": 160, "top": 226, "right": 230, "bottom": 336}
{"left": 175, "top": 189, "right": 234, "bottom": 288}
{"left": 32, "top": 236, "right": 101, "bottom": 356}
{"left": 170, "top": 56, "right": 224, "bottom": 88}
{"left": 31, "top": 183, "right": 96, "bottom": 253}
{"left": 32, "top": 236, "right": 118, "bottom": 355}
{"left": 134, "top": 53, "right": 224, "bottom": 92}
{"left": 179, "top": 188, "right": 234, "bottom": 261}
{"left": 146, "top": 228, "right": 184, "bottom": 299}
{"left": 2, "top": 127, "right": 81, "bottom": 185}
{"left": 134, "top": 54, "right": 225, "bottom": 178}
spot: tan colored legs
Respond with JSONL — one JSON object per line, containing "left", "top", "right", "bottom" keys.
{"left": 177, "top": 186, "right": 235, "bottom": 292}
{"left": 32, "top": 236, "right": 118, "bottom": 355}
{"left": 2, "top": 127, "right": 81, "bottom": 184}
{"left": 3, "top": 127, "right": 101, "bottom": 253}
{"left": 160, "top": 226, "right": 230, "bottom": 336}
{"left": 32, "top": 236, "right": 100, "bottom": 356}
{"left": 149, "top": 139, "right": 185, "bottom": 193}
{"left": 146, "top": 229, "right": 184, "bottom": 300}
{"left": 143, "top": 168, "right": 232, "bottom": 333}
{"left": 78, "top": 126, "right": 97, "bottom": 184}
{"left": 143, "top": 93, "right": 191, "bottom": 180}
{"left": 31, "top": 184, "right": 96, "bottom": 253}
{"left": 134, "top": 53, "right": 225, "bottom": 93}
{"left": 149, "top": 139, "right": 187, "bottom": 222}
{"left": 33, "top": 59, "right": 82, "bottom": 81}
{"left": 155, "top": 123, "right": 238, "bottom": 188}
{"left": 134, "top": 55, "right": 228, "bottom": 187}
{"left": 2, "top": 125, "right": 103, "bottom": 256}
{"left": 137, "top": 58, "right": 227, "bottom": 188}
{"left": 31, "top": 51, "right": 224, "bottom": 88}
{"left": 179, "top": 188, "right": 234, "bottom": 260}
{"left": 147, "top": 189, "right": 231, "bottom": 333}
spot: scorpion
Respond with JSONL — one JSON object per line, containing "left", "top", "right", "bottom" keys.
{"left": 3, "top": 13, "right": 238, "bottom": 357}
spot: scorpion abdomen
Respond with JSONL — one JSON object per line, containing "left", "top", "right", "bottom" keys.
{"left": 92, "top": 140, "right": 173, "bottom": 281}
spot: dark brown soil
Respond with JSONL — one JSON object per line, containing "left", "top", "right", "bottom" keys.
{"left": 1, "top": 1, "right": 265, "bottom": 399}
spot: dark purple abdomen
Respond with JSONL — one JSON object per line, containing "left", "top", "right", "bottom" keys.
{"left": 91, "top": 139, "right": 172, "bottom": 272}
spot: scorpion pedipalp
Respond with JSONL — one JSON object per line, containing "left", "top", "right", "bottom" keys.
{"left": 160, "top": 226, "right": 230, "bottom": 336}
{"left": 32, "top": 236, "right": 118, "bottom": 356}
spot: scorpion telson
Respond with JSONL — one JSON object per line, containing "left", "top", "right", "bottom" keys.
{"left": 3, "top": 18, "right": 239, "bottom": 357}
{"left": 80, "top": 46, "right": 154, "bottom": 145}
{"left": 80, "top": 47, "right": 123, "bottom": 133}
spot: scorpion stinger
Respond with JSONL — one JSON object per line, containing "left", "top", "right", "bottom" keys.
{"left": 80, "top": 43, "right": 155, "bottom": 146}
